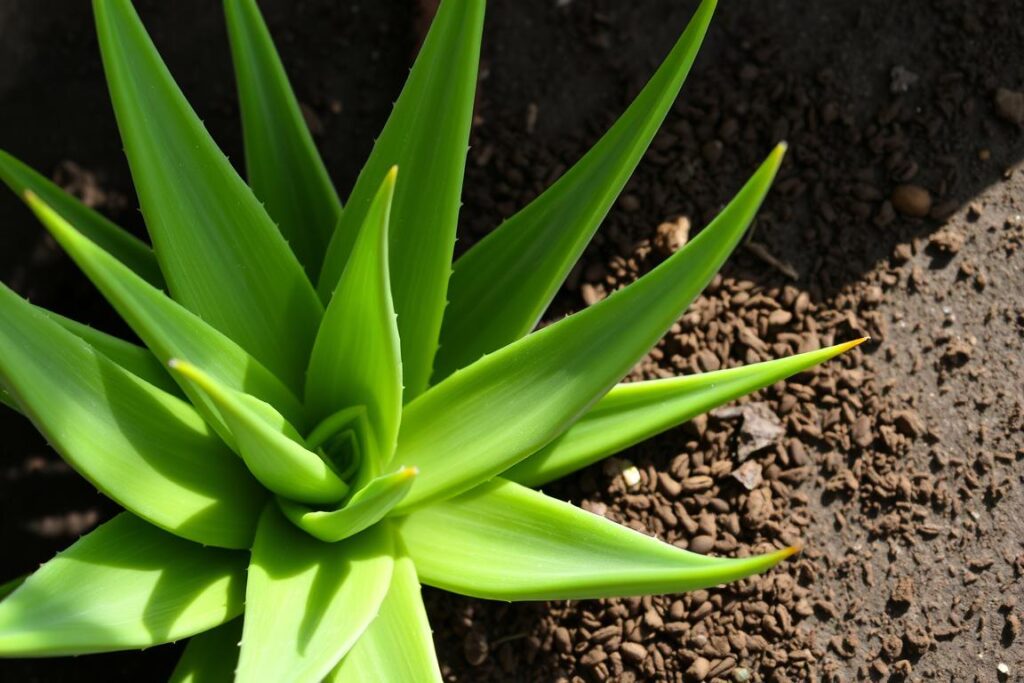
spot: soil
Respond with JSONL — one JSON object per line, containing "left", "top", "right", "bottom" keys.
{"left": 1, "top": 0, "right": 1022, "bottom": 682}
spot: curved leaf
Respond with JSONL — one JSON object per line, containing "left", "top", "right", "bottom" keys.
{"left": 307, "top": 169, "right": 401, "bottom": 468}
{"left": 225, "top": 0, "right": 341, "bottom": 278}
{"left": 506, "top": 339, "right": 866, "bottom": 487}
{"left": 328, "top": 548, "right": 441, "bottom": 683}
{"left": 0, "top": 514, "right": 246, "bottom": 656}
{"left": 390, "top": 146, "right": 786, "bottom": 513}
{"left": 169, "top": 360, "right": 348, "bottom": 506}
{"left": 24, "top": 191, "right": 306, "bottom": 436}
{"left": 435, "top": 0, "right": 717, "bottom": 381}
{"left": 237, "top": 505, "right": 394, "bottom": 683}
{"left": 0, "top": 149, "right": 163, "bottom": 287}
{"left": 40, "top": 307, "right": 182, "bottom": 397}
{"left": 94, "top": 0, "right": 322, "bottom": 389}
{"left": 5, "top": 307, "right": 185, "bottom": 412}
{"left": 279, "top": 466, "right": 417, "bottom": 543}
{"left": 0, "top": 283, "right": 265, "bottom": 548}
{"left": 399, "top": 478, "right": 797, "bottom": 600}
{"left": 170, "top": 619, "right": 242, "bottom": 683}
{"left": 318, "top": 0, "right": 484, "bottom": 401}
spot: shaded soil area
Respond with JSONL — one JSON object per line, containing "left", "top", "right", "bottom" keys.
{"left": 1, "top": 0, "right": 1022, "bottom": 681}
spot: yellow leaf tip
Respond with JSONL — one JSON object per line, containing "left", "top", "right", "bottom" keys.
{"left": 777, "top": 544, "right": 803, "bottom": 561}
{"left": 398, "top": 465, "right": 419, "bottom": 478}
{"left": 386, "top": 165, "right": 398, "bottom": 182}
{"left": 838, "top": 336, "right": 870, "bottom": 353}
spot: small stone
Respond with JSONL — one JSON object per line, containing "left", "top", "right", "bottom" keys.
{"left": 621, "top": 465, "right": 642, "bottom": 489}
{"left": 998, "top": 662, "right": 1010, "bottom": 676}
{"left": 687, "top": 656, "right": 712, "bottom": 681}
{"left": 654, "top": 216, "right": 691, "bottom": 255}
{"left": 767, "top": 309, "right": 793, "bottom": 327}
{"left": 730, "top": 460, "right": 763, "bottom": 490}
{"left": 892, "top": 409, "right": 925, "bottom": 438}
{"left": 995, "top": 88, "right": 1024, "bottom": 125}
{"left": 890, "top": 576, "right": 914, "bottom": 606}
{"left": 893, "top": 243, "right": 913, "bottom": 263}
{"left": 682, "top": 475, "right": 714, "bottom": 492}
{"left": 853, "top": 417, "right": 873, "bottom": 447}
{"left": 581, "top": 283, "right": 603, "bottom": 305}
{"left": 733, "top": 668, "right": 752, "bottom": 683}
{"left": 657, "top": 471, "right": 683, "bottom": 497}
{"left": 620, "top": 642, "right": 648, "bottom": 664}
{"left": 929, "top": 227, "right": 965, "bottom": 255}
{"left": 579, "top": 647, "right": 607, "bottom": 667}
{"left": 891, "top": 184, "right": 932, "bottom": 218}
{"left": 553, "top": 626, "right": 572, "bottom": 653}
{"left": 689, "top": 535, "right": 716, "bottom": 554}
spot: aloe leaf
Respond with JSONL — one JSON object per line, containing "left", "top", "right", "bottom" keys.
{"left": 0, "top": 284, "right": 265, "bottom": 548}
{"left": 0, "top": 149, "right": 164, "bottom": 287}
{"left": 278, "top": 466, "right": 417, "bottom": 543}
{"left": 169, "top": 360, "right": 348, "bottom": 506}
{"left": 94, "top": 0, "right": 323, "bottom": 389}
{"left": 328, "top": 548, "right": 441, "bottom": 683}
{"left": 307, "top": 169, "right": 401, "bottom": 466}
{"left": 0, "top": 385, "right": 20, "bottom": 414}
{"left": 0, "top": 513, "right": 246, "bottom": 656}
{"left": 317, "top": 0, "right": 484, "bottom": 401}
{"left": 399, "top": 478, "right": 797, "bottom": 600}
{"left": 390, "top": 146, "right": 785, "bottom": 513}
{"left": 0, "top": 575, "right": 26, "bottom": 601}
{"left": 170, "top": 619, "right": 242, "bottom": 683}
{"left": 237, "top": 505, "right": 394, "bottom": 683}
{"left": 39, "top": 307, "right": 182, "bottom": 397}
{"left": 434, "top": 0, "right": 717, "bottom": 382}
{"left": 224, "top": 0, "right": 341, "bottom": 279}
{"left": 24, "top": 192, "right": 306, "bottom": 435}
{"left": 507, "top": 339, "right": 866, "bottom": 487}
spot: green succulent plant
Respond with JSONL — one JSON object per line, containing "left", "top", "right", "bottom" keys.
{"left": 0, "top": 0, "right": 863, "bottom": 680}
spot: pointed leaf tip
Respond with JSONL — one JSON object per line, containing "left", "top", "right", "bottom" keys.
{"left": 435, "top": 0, "right": 719, "bottom": 381}
{"left": 168, "top": 359, "right": 349, "bottom": 505}
{"left": 776, "top": 544, "right": 803, "bottom": 561}
{"left": 844, "top": 336, "right": 870, "bottom": 350}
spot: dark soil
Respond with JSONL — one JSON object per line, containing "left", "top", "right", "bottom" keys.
{"left": 2, "top": 0, "right": 1022, "bottom": 681}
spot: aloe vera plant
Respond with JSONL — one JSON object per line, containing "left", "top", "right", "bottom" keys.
{"left": 0, "top": 0, "right": 863, "bottom": 680}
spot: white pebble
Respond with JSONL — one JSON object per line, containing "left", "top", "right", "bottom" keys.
{"left": 621, "top": 465, "right": 642, "bottom": 489}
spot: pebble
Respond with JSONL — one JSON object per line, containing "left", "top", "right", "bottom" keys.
{"left": 689, "top": 534, "right": 716, "bottom": 554}
{"left": 619, "top": 641, "right": 647, "bottom": 664}
{"left": 995, "top": 88, "right": 1024, "bottom": 125}
{"left": 553, "top": 627, "right": 572, "bottom": 653}
{"left": 682, "top": 475, "right": 714, "bottom": 492}
{"left": 621, "top": 465, "right": 642, "bottom": 489}
{"left": 891, "top": 184, "right": 932, "bottom": 218}
{"left": 768, "top": 309, "right": 793, "bottom": 327}
{"left": 654, "top": 216, "right": 690, "bottom": 255}
{"left": 686, "top": 656, "right": 712, "bottom": 681}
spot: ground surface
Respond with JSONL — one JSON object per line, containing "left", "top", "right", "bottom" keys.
{"left": 0, "top": 0, "right": 1021, "bottom": 681}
